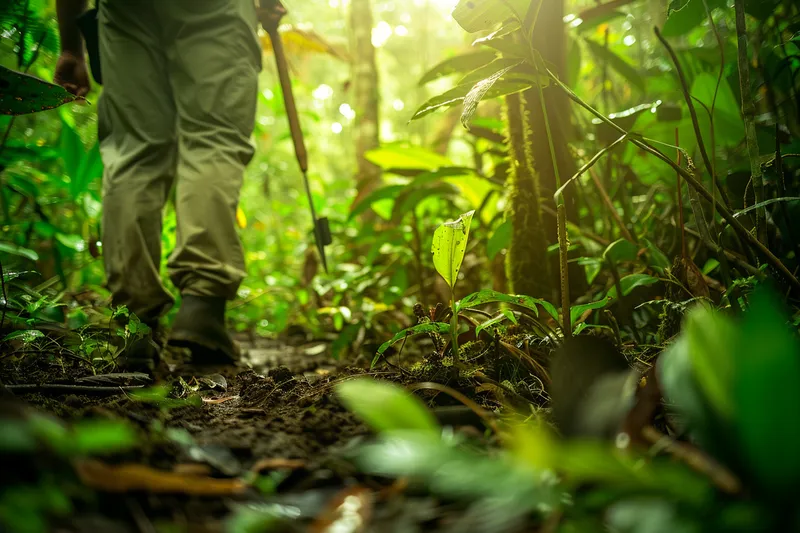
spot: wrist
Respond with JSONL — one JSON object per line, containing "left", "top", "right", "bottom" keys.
{"left": 59, "top": 48, "right": 85, "bottom": 60}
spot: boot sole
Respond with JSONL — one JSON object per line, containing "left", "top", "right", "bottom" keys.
{"left": 167, "top": 332, "right": 238, "bottom": 365}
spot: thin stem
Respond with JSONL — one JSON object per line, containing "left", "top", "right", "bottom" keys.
{"left": 0, "top": 258, "right": 6, "bottom": 332}
{"left": 676, "top": 129, "right": 686, "bottom": 260}
{"left": 703, "top": 0, "right": 723, "bottom": 224}
{"left": 533, "top": 51, "right": 570, "bottom": 337}
{"left": 589, "top": 167, "right": 636, "bottom": 243}
{"left": 654, "top": 26, "right": 733, "bottom": 212}
{"left": 733, "top": 0, "right": 767, "bottom": 244}
{"left": 544, "top": 67, "right": 800, "bottom": 294}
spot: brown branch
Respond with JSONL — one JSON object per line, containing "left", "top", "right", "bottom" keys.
{"left": 642, "top": 426, "right": 742, "bottom": 495}
{"left": 5, "top": 384, "right": 145, "bottom": 394}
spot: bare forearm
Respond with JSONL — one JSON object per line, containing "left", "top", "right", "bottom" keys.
{"left": 56, "top": 0, "right": 88, "bottom": 55}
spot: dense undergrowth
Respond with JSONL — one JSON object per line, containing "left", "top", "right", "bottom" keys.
{"left": 2, "top": 0, "right": 800, "bottom": 531}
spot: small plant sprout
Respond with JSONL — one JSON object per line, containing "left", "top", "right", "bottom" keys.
{"left": 431, "top": 209, "right": 475, "bottom": 359}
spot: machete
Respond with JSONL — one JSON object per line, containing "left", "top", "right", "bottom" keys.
{"left": 258, "top": 0, "right": 332, "bottom": 273}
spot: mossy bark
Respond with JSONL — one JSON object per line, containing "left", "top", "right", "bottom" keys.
{"left": 504, "top": 91, "right": 552, "bottom": 299}
{"left": 525, "top": 0, "right": 587, "bottom": 300}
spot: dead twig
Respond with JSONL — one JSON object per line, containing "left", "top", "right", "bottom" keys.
{"left": 641, "top": 425, "right": 742, "bottom": 495}
{"left": 407, "top": 381, "right": 499, "bottom": 435}
{"left": 5, "top": 383, "right": 145, "bottom": 394}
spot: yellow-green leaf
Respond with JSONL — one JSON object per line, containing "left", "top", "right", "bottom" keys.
{"left": 431, "top": 210, "right": 475, "bottom": 291}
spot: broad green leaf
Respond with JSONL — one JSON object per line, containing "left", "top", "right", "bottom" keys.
{"left": 336, "top": 378, "right": 440, "bottom": 436}
{"left": 0, "top": 241, "right": 39, "bottom": 261}
{"left": 513, "top": 424, "right": 709, "bottom": 504}
{"left": 658, "top": 332, "right": 718, "bottom": 449}
{"left": 457, "top": 289, "right": 559, "bottom": 323}
{"left": 357, "top": 431, "right": 556, "bottom": 506}
{"left": 603, "top": 238, "right": 639, "bottom": 265}
{"left": 72, "top": 419, "right": 138, "bottom": 455}
{"left": 7, "top": 172, "right": 41, "bottom": 198}
{"left": 685, "top": 304, "right": 735, "bottom": 421}
{"left": 487, "top": 219, "right": 511, "bottom": 260}
{"left": 2, "top": 329, "right": 44, "bottom": 343}
{"left": 0, "top": 141, "right": 59, "bottom": 166}
{"left": 129, "top": 385, "right": 203, "bottom": 410}
{"left": 570, "top": 297, "right": 612, "bottom": 327}
{"left": 60, "top": 118, "right": 82, "bottom": 184}
{"left": 662, "top": 0, "right": 726, "bottom": 38}
{"left": 475, "top": 309, "right": 519, "bottom": 336}
{"left": 458, "top": 57, "right": 525, "bottom": 86}
{"left": 702, "top": 258, "right": 720, "bottom": 275}
{"left": 55, "top": 233, "right": 84, "bottom": 251}
{"left": 419, "top": 50, "right": 498, "bottom": 85}
{"left": 461, "top": 64, "right": 519, "bottom": 129}
{"left": 607, "top": 274, "right": 660, "bottom": 299}
{"left": 642, "top": 238, "right": 671, "bottom": 272}
{"left": 392, "top": 184, "right": 459, "bottom": 223}
{"left": 0, "top": 420, "right": 38, "bottom": 453}
{"left": 410, "top": 79, "right": 530, "bottom": 121}
{"left": 734, "top": 288, "right": 800, "bottom": 494}
{"left": 452, "top": 0, "right": 529, "bottom": 33}
{"left": 364, "top": 143, "right": 452, "bottom": 170}
{"left": 578, "top": 256, "right": 603, "bottom": 285}
{"left": 72, "top": 141, "right": 103, "bottom": 200}
{"left": 2, "top": 270, "right": 36, "bottom": 283}
{"left": 690, "top": 73, "right": 745, "bottom": 147}
{"left": 607, "top": 499, "right": 701, "bottom": 533}
{"left": 432, "top": 210, "right": 475, "bottom": 290}
{"left": 0, "top": 66, "right": 80, "bottom": 115}
{"left": 348, "top": 184, "right": 405, "bottom": 221}
{"left": 583, "top": 38, "right": 645, "bottom": 93}
{"left": 373, "top": 322, "right": 451, "bottom": 366}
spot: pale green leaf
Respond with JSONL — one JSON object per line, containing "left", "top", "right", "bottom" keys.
{"left": 336, "top": 378, "right": 441, "bottom": 436}
{"left": 373, "top": 322, "right": 451, "bottom": 367}
{"left": 432, "top": 210, "right": 475, "bottom": 290}
{"left": 487, "top": 219, "right": 511, "bottom": 260}
{"left": 607, "top": 274, "right": 660, "bottom": 299}
{"left": 452, "top": 0, "right": 529, "bottom": 33}
{"left": 0, "top": 241, "right": 39, "bottom": 261}
{"left": 570, "top": 297, "right": 612, "bottom": 327}
{"left": 419, "top": 49, "right": 498, "bottom": 85}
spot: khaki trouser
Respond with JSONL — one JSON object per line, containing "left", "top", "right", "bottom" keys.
{"left": 97, "top": 0, "right": 261, "bottom": 321}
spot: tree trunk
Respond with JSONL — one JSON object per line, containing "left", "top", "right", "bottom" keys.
{"left": 349, "top": 0, "right": 381, "bottom": 206}
{"left": 525, "top": 0, "right": 586, "bottom": 299}
{"left": 504, "top": 91, "right": 552, "bottom": 299}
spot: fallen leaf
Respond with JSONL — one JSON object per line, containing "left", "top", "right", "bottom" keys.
{"left": 202, "top": 396, "right": 239, "bottom": 404}
{"left": 309, "top": 486, "right": 373, "bottom": 533}
{"left": 172, "top": 464, "right": 213, "bottom": 476}
{"left": 74, "top": 460, "right": 246, "bottom": 495}
{"left": 250, "top": 458, "right": 307, "bottom": 473}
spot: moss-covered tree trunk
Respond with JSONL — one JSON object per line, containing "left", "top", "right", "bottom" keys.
{"left": 349, "top": 0, "right": 381, "bottom": 206}
{"left": 524, "top": 0, "right": 586, "bottom": 300}
{"left": 504, "top": 91, "right": 552, "bottom": 299}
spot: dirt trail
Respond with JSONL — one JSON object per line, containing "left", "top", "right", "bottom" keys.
{"left": 1, "top": 335, "right": 389, "bottom": 532}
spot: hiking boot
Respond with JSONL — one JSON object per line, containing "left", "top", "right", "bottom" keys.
{"left": 116, "top": 321, "right": 161, "bottom": 373}
{"left": 167, "top": 295, "right": 238, "bottom": 365}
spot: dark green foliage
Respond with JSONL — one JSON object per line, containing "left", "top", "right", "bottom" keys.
{"left": 0, "top": 67, "right": 80, "bottom": 115}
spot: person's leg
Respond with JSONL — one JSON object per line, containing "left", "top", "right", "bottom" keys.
{"left": 160, "top": 0, "right": 261, "bottom": 362}
{"left": 97, "top": 0, "right": 177, "bottom": 325}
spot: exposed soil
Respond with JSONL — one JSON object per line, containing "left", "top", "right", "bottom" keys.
{"left": 0, "top": 333, "right": 502, "bottom": 533}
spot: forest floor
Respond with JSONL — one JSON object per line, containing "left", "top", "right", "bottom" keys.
{"left": 1, "top": 330, "right": 503, "bottom": 533}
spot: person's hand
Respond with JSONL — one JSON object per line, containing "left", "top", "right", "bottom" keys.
{"left": 257, "top": 0, "right": 287, "bottom": 32}
{"left": 54, "top": 51, "right": 90, "bottom": 98}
